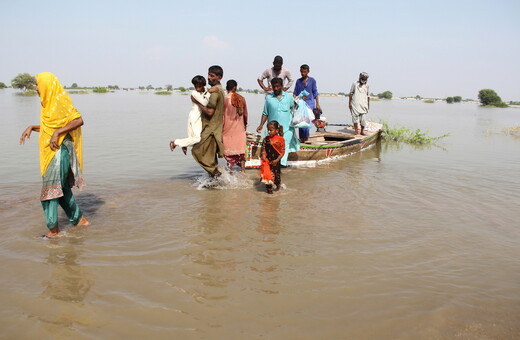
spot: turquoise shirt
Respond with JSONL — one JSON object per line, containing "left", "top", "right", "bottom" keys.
{"left": 262, "top": 91, "right": 300, "bottom": 165}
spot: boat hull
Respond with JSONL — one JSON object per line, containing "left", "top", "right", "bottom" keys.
{"left": 245, "top": 126, "right": 382, "bottom": 168}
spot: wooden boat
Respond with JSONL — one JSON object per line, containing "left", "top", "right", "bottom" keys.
{"left": 245, "top": 122, "right": 383, "bottom": 168}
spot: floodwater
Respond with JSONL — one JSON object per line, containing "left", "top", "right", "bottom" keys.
{"left": 1, "top": 89, "right": 519, "bottom": 339}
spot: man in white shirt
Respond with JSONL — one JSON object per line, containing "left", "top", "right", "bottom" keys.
{"left": 349, "top": 72, "right": 370, "bottom": 135}
{"left": 257, "top": 55, "right": 294, "bottom": 93}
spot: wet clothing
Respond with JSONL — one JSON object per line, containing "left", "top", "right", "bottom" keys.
{"left": 191, "top": 84, "right": 224, "bottom": 176}
{"left": 261, "top": 135, "right": 285, "bottom": 191}
{"left": 349, "top": 81, "right": 369, "bottom": 126}
{"left": 41, "top": 138, "right": 83, "bottom": 229}
{"left": 223, "top": 92, "right": 247, "bottom": 158}
{"left": 35, "top": 72, "right": 85, "bottom": 230}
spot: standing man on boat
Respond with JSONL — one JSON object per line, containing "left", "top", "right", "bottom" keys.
{"left": 257, "top": 55, "right": 294, "bottom": 93}
{"left": 256, "top": 78, "right": 300, "bottom": 166}
{"left": 349, "top": 72, "right": 370, "bottom": 135}
{"left": 293, "top": 64, "right": 320, "bottom": 142}
{"left": 191, "top": 65, "right": 225, "bottom": 177}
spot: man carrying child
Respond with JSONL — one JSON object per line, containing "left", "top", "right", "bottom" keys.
{"left": 190, "top": 65, "right": 225, "bottom": 177}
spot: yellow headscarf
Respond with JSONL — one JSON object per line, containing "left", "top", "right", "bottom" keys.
{"left": 37, "top": 72, "right": 82, "bottom": 176}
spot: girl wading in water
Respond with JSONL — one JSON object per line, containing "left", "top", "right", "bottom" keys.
{"left": 20, "top": 72, "right": 89, "bottom": 239}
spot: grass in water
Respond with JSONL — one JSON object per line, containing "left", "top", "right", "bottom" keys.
{"left": 92, "top": 87, "right": 108, "bottom": 93}
{"left": 503, "top": 125, "right": 520, "bottom": 137}
{"left": 155, "top": 91, "right": 172, "bottom": 95}
{"left": 16, "top": 90, "right": 38, "bottom": 96}
{"left": 380, "top": 120, "right": 450, "bottom": 145}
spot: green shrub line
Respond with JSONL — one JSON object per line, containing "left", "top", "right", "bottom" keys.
{"left": 92, "top": 87, "right": 108, "bottom": 93}
{"left": 155, "top": 91, "right": 172, "bottom": 95}
{"left": 15, "top": 90, "right": 38, "bottom": 96}
{"left": 380, "top": 120, "right": 450, "bottom": 145}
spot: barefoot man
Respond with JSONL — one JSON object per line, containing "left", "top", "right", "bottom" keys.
{"left": 190, "top": 65, "right": 225, "bottom": 177}
{"left": 19, "top": 72, "right": 89, "bottom": 238}
{"left": 348, "top": 72, "right": 370, "bottom": 135}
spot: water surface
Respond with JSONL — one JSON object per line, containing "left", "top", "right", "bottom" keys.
{"left": 1, "top": 89, "right": 519, "bottom": 339}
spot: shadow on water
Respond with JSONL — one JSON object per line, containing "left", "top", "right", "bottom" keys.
{"left": 75, "top": 192, "right": 105, "bottom": 217}
{"left": 56, "top": 192, "right": 105, "bottom": 227}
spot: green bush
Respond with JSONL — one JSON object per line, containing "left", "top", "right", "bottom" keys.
{"left": 15, "top": 90, "right": 38, "bottom": 96}
{"left": 93, "top": 87, "right": 108, "bottom": 93}
{"left": 446, "top": 97, "right": 454, "bottom": 103}
{"left": 478, "top": 89, "right": 507, "bottom": 107}
{"left": 11, "top": 73, "right": 36, "bottom": 91}
{"left": 377, "top": 91, "right": 392, "bottom": 99}
{"left": 380, "top": 120, "right": 450, "bottom": 145}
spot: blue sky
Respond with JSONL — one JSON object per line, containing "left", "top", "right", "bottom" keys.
{"left": 1, "top": 0, "right": 519, "bottom": 100}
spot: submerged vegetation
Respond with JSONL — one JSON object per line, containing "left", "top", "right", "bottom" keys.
{"left": 92, "top": 87, "right": 108, "bottom": 93}
{"left": 423, "top": 99, "right": 435, "bottom": 103}
{"left": 15, "top": 90, "right": 37, "bottom": 96}
{"left": 11, "top": 73, "right": 36, "bottom": 91}
{"left": 155, "top": 91, "right": 172, "bottom": 95}
{"left": 377, "top": 91, "right": 393, "bottom": 99}
{"left": 380, "top": 120, "right": 450, "bottom": 145}
{"left": 503, "top": 126, "right": 520, "bottom": 137}
{"left": 478, "top": 89, "right": 508, "bottom": 107}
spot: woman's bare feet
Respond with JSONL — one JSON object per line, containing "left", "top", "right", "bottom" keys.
{"left": 169, "top": 141, "right": 176, "bottom": 151}
{"left": 77, "top": 215, "right": 90, "bottom": 227}
{"left": 42, "top": 226, "right": 60, "bottom": 239}
{"left": 182, "top": 147, "right": 188, "bottom": 155}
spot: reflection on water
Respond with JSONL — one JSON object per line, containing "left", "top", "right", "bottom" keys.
{"left": 40, "top": 239, "right": 93, "bottom": 303}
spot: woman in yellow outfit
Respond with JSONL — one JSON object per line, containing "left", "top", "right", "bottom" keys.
{"left": 20, "top": 72, "right": 89, "bottom": 238}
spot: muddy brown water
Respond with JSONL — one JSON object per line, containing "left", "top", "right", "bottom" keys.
{"left": 1, "top": 89, "right": 519, "bottom": 339}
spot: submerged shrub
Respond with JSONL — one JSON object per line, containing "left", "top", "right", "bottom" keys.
{"left": 380, "top": 120, "right": 450, "bottom": 145}
{"left": 93, "top": 87, "right": 108, "bottom": 93}
{"left": 15, "top": 90, "right": 38, "bottom": 96}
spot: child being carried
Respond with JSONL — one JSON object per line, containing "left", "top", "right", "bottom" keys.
{"left": 170, "top": 75, "right": 217, "bottom": 154}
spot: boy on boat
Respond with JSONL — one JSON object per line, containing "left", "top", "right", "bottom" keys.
{"left": 293, "top": 64, "right": 320, "bottom": 142}
{"left": 348, "top": 72, "right": 370, "bottom": 135}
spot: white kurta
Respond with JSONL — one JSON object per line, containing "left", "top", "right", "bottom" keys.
{"left": 349, "top": 82, "right": 369, "bottom": 114}
{"left": 174, "top": 90, "right": 209, "bottom": 147}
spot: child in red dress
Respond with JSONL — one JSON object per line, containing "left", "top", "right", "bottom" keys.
{"left": 260, "top": 121, "right": 285, "bottom": 194}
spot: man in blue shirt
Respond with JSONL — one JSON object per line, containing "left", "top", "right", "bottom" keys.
{"left": 293, "top": 64, "right": 320, "bottom": 142}
{"left": 256, "top": 78, "right": 300, "bottom": 166}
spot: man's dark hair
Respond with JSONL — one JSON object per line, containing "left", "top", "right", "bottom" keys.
{"left": 208, "top": 65, "right": 223, "bottom": 78}
{"left": 270, "top": 77, "right": 283, "bottom": 86}
{"left": 300, "top": 64, "right": 309, "bottom": 70}
{"left": 226, "top": 79, "right": 237, "bottom": 91}
{"left": 273, "top": 55, "right": 283, "bottom": 66}
{"left": 191, "top": 75, "right": 206, "bottom": 87}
